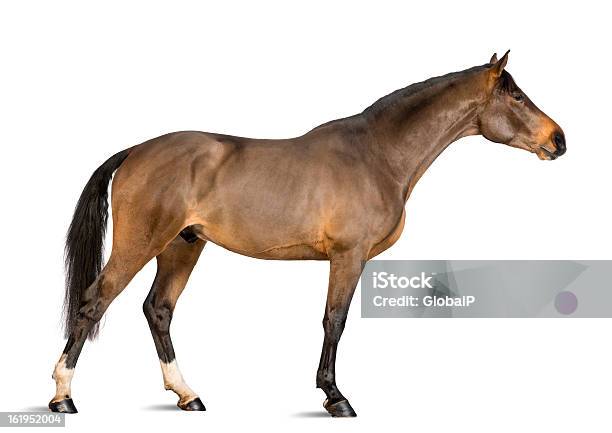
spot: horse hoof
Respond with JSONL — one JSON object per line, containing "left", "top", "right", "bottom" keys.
{"left": 323, "top": 398, "right": 357, "bottom": 417}
{"left": 49, "top": 398, "right": 78, "bottom": 414}
{"left": 178, "top": 397, "right": 206, "bottom": 411}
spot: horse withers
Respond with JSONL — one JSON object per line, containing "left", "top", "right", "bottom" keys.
{"left": 50, "top": 51, "right": 565, "bottom": 416}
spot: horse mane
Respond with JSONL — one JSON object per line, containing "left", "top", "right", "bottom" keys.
{"left": 362, "top": 65, "right": 489, "bottom": 116}
{"left": 310, "top": 63, "right": 496, "bottom": 134}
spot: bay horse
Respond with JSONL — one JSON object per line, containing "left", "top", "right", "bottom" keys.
{"left": 50, "top": 51, "right": 566, "bottom": 417}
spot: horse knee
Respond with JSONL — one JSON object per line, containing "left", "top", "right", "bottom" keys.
{"left": 322, "top": 314, "right": 346, "bottom": 336}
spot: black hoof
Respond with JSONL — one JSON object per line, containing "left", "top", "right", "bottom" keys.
{"left": 323, "top": 399, "right": 357, "bottom": 417}
{"left": 178, "top": 397, "right": 206, "bottom": 411}
{"left": 49, "top": 398, "right": 78, "bottom": 414}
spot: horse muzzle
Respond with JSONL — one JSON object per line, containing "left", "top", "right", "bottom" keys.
{"left": 536, "top": 130, "right": 566, "bottom": 160}
{"left": 552, "top": 130, "right": 566, "bottom": 157}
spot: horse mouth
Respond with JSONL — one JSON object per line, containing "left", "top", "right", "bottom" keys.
{"left": 537, "top": 147, "right": 558, "bottom": 160}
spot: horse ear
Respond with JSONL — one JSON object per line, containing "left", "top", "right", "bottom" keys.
{"left": 490, "top": 50, "right": 510, "bottom": 78}
{"left": 489, "top": 53, "right": 498, "bottom": 63}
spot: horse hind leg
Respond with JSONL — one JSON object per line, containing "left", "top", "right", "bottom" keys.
{"left": 50, "top": 250, "right": 153, "bottom": 412}
{"left": 143, "top": 236, "right": 206, "bottom": 411}
{"left": 49, "top": 210, "right": 185, "bottom": 413}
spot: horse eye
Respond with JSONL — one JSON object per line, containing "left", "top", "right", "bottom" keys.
{"left": 513, "top": 93, "right": 524, "bottom": 102}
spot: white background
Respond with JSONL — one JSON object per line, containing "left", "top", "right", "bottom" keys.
{"left": 1, "top": 1, "right": 610, "bottom": 432}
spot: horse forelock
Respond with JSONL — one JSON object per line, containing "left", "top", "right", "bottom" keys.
{"left": 497, "top": 70, "right": 519, "bottom": 94}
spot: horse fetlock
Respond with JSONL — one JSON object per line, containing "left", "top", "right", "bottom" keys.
{"left": 160, "top": 360, "right": 198, "bottom": 402}
{"left": 51, "top": 354, "right": 75, "bottom": 405}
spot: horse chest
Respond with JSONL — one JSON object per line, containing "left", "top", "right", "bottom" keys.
{"left": 368, "top": 209, "right": 406, "bottom": 259}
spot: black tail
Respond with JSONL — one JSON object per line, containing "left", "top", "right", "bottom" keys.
{"left": 64, "top": 149, "right": 131, "bottom": 340}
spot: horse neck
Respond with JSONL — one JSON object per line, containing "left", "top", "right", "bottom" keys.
{"left": 364, "top": 68, "right": 490, "bottom": 200}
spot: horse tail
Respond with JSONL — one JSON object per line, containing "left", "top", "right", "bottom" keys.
{"left": 63, "top": 148, "right": 131, "bottom": 340}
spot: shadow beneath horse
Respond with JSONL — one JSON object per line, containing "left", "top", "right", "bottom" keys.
{"left": 293, "top": 411, "right": 329, "bottom": 418}
{"left": 142, "top": 404, "right": 181, "bottom": 412}
{"left": 22, "top": 406, "right": 49, "bottom": 412}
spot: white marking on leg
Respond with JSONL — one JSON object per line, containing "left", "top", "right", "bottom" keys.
{"left": 160, "top": 360, "right": 198, "bottom": 405}
{"left": 51, "top": 354, "right": 74, "bottom": 402}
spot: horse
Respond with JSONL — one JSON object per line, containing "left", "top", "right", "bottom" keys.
{"left": 49, "top": 51, "right": 566, "bottom": 417}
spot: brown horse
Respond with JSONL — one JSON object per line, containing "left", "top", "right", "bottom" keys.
{"left": 50, "top": 51, "right": 565, "bottom": 417}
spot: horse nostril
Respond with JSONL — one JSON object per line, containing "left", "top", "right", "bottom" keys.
{"left": 553, "top": 131, "right": 566, "bottom": 156}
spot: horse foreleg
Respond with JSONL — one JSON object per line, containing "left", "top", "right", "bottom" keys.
{"left": 143, "top": 236, "right": 206, "bottom": 411}
{"left": 316, "top": 248, "right": 366, "bottom": 417}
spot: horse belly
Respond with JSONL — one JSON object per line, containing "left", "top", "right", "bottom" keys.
{"left": 189, "top": 222, "right": 328, "bottom": 260}
{"left": 188, "top": 185, "right": 330, "bottom": 260}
